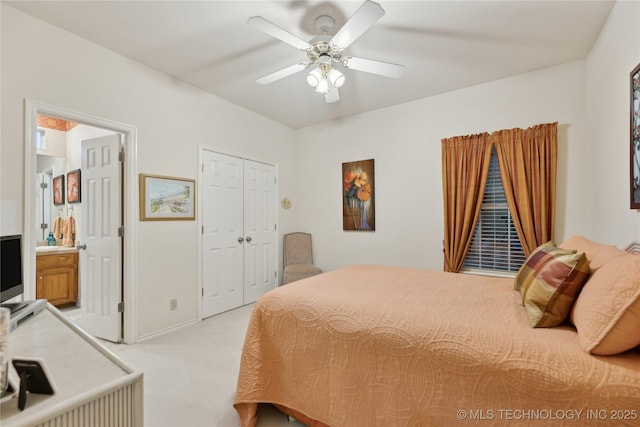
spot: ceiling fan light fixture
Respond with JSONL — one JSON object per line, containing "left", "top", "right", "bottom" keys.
{"left": 328, "top": 68, "right": 345, "bottom": 88}
{"left": 306, "top": 67, "right": 323, "bottom": 87}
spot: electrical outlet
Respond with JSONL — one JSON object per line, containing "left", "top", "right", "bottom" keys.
{"left": 170, "top": 299, "right": 177, "bottom": 311}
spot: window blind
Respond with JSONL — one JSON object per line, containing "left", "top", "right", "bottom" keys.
{"left": 463, "top": 149, "right": 527, "bottom": 274}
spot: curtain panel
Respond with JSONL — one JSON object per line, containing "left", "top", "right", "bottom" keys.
{"left": 441, "top": 134, "right": 493, "bottom": 273}
{"left": 441, "top": 122, "right": 558, "bottom": 272}
{"left": 493, "top": 122, "right": 558, "bottom": 256}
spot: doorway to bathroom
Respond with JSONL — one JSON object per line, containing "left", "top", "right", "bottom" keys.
{"left": 25, "top": 100, "right": 138, "bottom": 343}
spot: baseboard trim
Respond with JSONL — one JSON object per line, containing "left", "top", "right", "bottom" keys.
{"left": 136, "top": 318, "right": 199, "bottom": 342}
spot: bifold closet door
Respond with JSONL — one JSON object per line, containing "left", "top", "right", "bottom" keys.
{"left": 201, "top": 151, "right": 277, "bottom": 318}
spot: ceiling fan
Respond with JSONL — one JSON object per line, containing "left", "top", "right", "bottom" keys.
{"left": 248, "top": 0, "right": 405, "bottom": 103}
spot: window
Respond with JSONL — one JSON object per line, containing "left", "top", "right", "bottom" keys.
{"left": 462, "top": 148, "right": 526, "bottom": 274}
{"left": 36, "top": 128, "right": 46, "bottom": 149}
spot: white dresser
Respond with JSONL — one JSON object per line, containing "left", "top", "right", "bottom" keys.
{"left": 0, "top": 304, "right": 143, "bottom": 426}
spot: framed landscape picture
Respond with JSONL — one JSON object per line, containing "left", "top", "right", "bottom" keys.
{"left": 139, "top": 174, "right": 196, "bottom": 221}
{"left": 631, "top": 62, "right": 640, "bottom": 209}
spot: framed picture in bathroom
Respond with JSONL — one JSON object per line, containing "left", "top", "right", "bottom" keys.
{"left": 53, "top": 175, "right": 65, "bottom": 206}
{"left": 67, "top": 169, "right": 81, "bottom": 203}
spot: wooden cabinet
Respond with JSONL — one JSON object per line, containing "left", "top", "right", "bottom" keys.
{"left": 36, "top": 252, "right": 78, "bottom": 307}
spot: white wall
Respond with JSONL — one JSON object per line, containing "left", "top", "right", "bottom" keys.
{"left": 1, "top": 4, "right": 296, "bottom": 340}
{"left": 585, "top": 0, "right": 640, "bottom": 247}
{"left": 293, "top": 61, "right": 589, "bottom": 272}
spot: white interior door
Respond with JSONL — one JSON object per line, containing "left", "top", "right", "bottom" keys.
{"left": 76, "top": 134, "right": 122, "bottom": 342}
{"left": 201, "top": 151, "right": 244, "bottom": 318}
{"left": 201, "top": 151, "right": 277, "bottom": 318}
{"left": 243, "top": 160, "right": 277, "bottom": 304}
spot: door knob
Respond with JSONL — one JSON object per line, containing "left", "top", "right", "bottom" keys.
{"left": 245, "top": 236, "right": 252, "bottom": 243}
{"left": 237, "top": 237, "right": 244, "bottom": 243}
{"left": 76, "top": 243, "right": 87, "bottom": 250}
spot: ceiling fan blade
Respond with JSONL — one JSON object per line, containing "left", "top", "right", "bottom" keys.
{"left": 248, "top": 16, "right": 311, "bottom": 51}
{"left": 325, "top": 87, "right": 340, "bottom": 103}
{"left": 256, "top": 63, "right": 308, "bottom": 85}
{"left": 343, "top": 56, "right": 405, "bottom": 78}
{"left": 331, "top": 0, "right": 385, "bottom": 50}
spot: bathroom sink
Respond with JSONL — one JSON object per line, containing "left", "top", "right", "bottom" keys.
{"left": 36, "top": 246, "right": 62, "bottom": 251}
{"left": 36, "top": 246, "right": 76, "bottom": 253}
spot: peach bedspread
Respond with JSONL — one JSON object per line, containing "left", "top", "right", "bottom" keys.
{"left": 234, "top": 265, "right": 640, "bottom": 426}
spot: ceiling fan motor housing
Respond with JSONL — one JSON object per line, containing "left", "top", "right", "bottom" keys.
{"left": 307, "top": 37, "right": 343, "bottom": 66}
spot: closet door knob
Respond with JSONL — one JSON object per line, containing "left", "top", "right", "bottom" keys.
{"left": 237, "top": 237, "right": 244, "bottom": 243}
{"left": 76, "top": 243, "right": 87, "bottom": 250}
{"left": 246, "top": 236, "right": 252, "bottom": 243}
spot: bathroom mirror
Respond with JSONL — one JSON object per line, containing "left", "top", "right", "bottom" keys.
{"left": 36, "top": 155, "right": 66, "bottom": 241}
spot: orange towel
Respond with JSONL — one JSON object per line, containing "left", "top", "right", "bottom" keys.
{"left": 62, "top": 216, "right": 75, "bottom": 247}
{"left": 52, "top": 216, "right": 64, "bottom": 240}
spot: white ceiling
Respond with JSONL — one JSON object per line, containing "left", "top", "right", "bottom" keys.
{"left": 6, "top": 0, "right": 614, "bottom": 129}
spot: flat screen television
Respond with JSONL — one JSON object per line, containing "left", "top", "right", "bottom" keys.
{"left": 1, "top": 234, "right": 25, "bottom": 311}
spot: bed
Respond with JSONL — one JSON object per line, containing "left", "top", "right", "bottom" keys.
{"left": 234, "top": 237, "right": 640, "bottom": 426}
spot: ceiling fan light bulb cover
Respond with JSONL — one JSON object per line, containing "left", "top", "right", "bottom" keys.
{"left": 328, "top": 68, "right": 345, "bottom": 88}
{"left": 307, "top": 67, "right": 322, "bottom": 87}
{"left": 315, "top": 79, "right": 330, "bottom": 94}
{"left": 307, "top": 75, "right": 318, "bottom": 87}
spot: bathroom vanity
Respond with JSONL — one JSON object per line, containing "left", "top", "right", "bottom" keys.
{"left": 35, "top": 247, "right": 78, "bottom": 307}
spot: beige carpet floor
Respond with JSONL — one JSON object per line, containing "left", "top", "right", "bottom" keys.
{"left": 104, "top": 304, "right": 304, "bottom": 427}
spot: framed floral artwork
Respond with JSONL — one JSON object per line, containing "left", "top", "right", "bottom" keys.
{"left": 342, "top": 159, "right": 375, "bottom": 231}
{"left": 139, "top": 174, "right": 196, "bottom": 221}
{"left": 67, "top": 169, "right": 81, "bottom": 203}
{"left": 631, "top": 62, "right": 640, "bottom": 209}
{"left": 53, "top": 175, "right": 65, "bottom": 206}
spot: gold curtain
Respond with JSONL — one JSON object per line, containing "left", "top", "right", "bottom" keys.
{"left": 492, "top": 122, "right": 557, "bottom": 256}
{"left": 441, "top": 133, "right": 493, "bottom": 272}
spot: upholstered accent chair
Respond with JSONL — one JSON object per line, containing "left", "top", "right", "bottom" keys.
{"left": 283, "top": 232, "right": 322, "bottom": 284}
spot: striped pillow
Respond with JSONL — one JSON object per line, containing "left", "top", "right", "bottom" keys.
{"left": 514, "top": 242, "right": 590, "bottom": 327}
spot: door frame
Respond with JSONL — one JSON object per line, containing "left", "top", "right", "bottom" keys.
{"left": 197, "top": 144, "right": 279, "bottom": 321}
{"left": 24, "top": 99, "right": 139, "bottom": 344}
